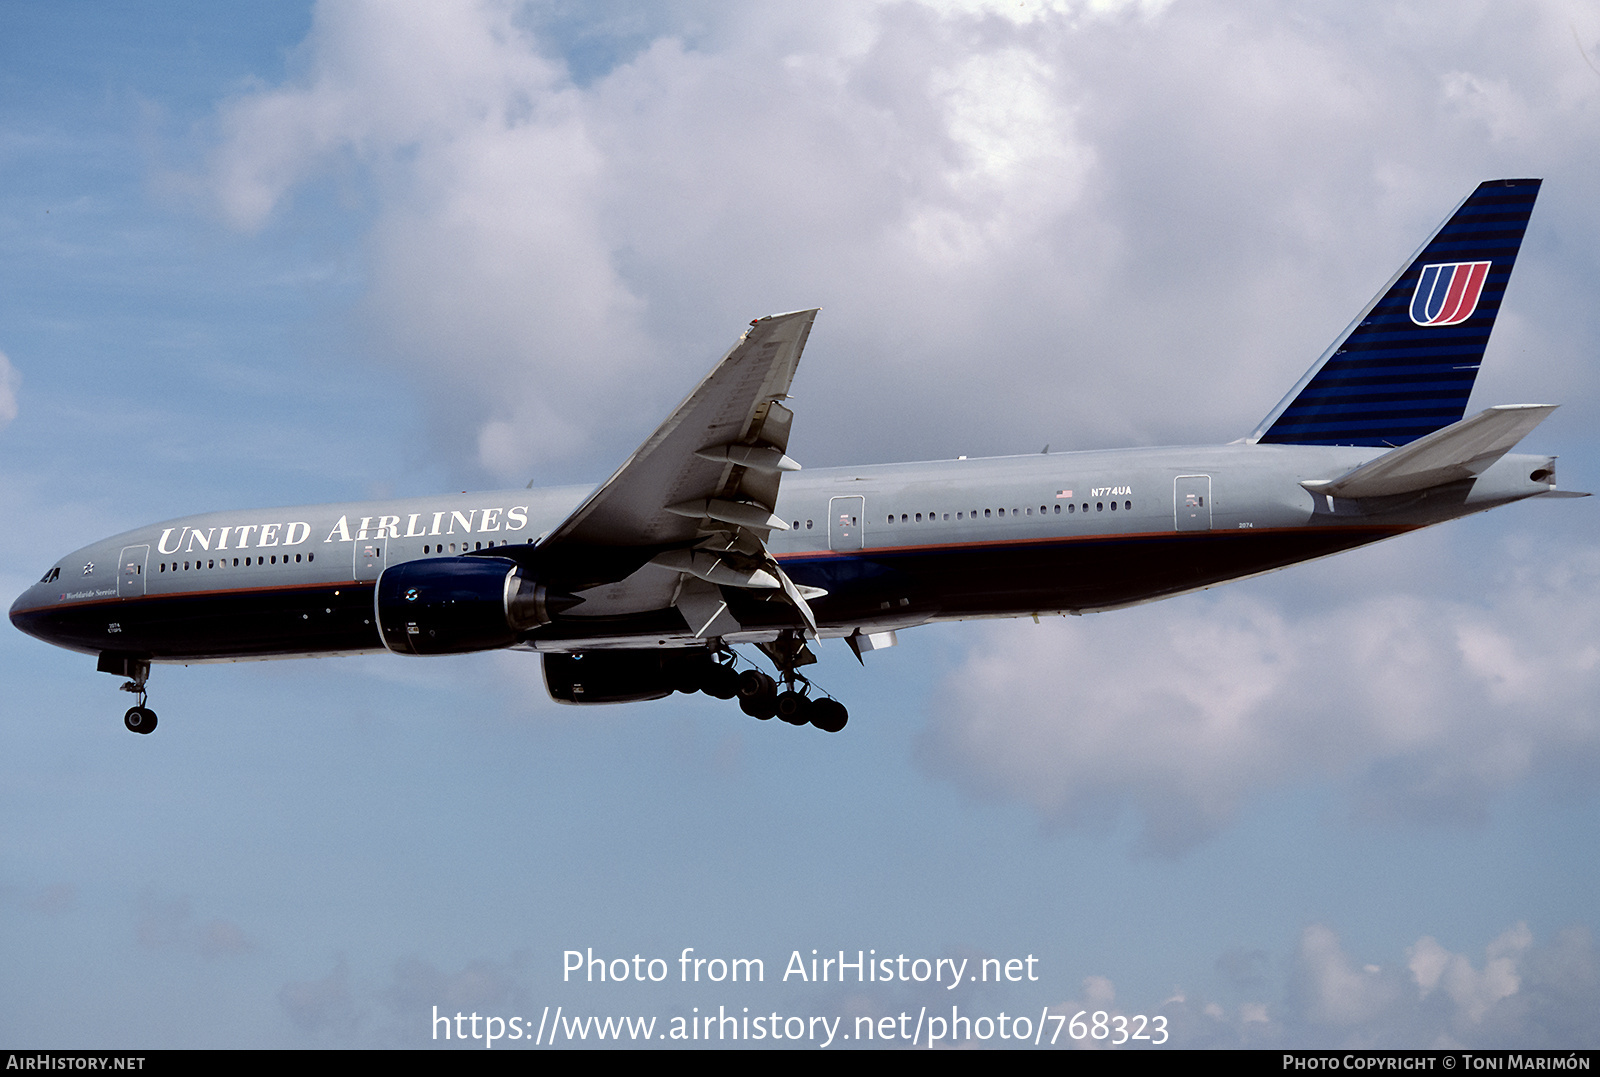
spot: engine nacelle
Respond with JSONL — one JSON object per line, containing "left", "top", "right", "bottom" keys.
{"left": 376, "top": 556, "right": 561, "bottom": 656}
{"left": 543, "top": 649, "right": 714, "bottom": 704}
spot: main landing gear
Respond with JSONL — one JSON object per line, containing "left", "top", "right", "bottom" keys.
{"left": 99, "top": 653, "right": 157, "bottom": 734}
{"left": 731, "top": 668, "right": 848, "bottom": 732}
{"left": 677, "top": 644, "right": 848, "bottom": 733}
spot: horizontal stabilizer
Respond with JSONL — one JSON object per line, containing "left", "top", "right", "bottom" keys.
{"left": 1301, "top": 404, "right": 1557, "bottom": 498}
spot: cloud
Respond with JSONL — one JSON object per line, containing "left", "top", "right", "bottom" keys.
{"left": 0, "top": 349, "right": 19, "bottom": 429}
{"left": 278, "top": 951, "right": 532, "bottom": 1046}
{"left": 920, "top": 540, "right": 1600, "bottom": 853}
{"left": 279, "top": 955, "right": 361, "bottom": 1039}
{"left": 135, "top": 893, "right": 256, "bottom": 959}
{"left": 197, "top": 0, "right": 1600, "bottom": 485}
{"left": 1409, "top": 924, "right": 1527, "bottom": 1024}
{"left": 193, "top": 0, "right": 1600, "bottom": 856}
{"left": 207, "top": 0, "right": 653, "bottom": 476}
{"left": 1075, "top": 923, "right": 1598, "bottom": 1048}
{"left": 1290, "top": 924, "right": 1398, "bottom": 1030}
{"left": 1282, "top": 923, "right": 1599, "bottom": 1048}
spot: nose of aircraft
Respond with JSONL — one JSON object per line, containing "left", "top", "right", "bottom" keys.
{"left": 11, "top": 567, "right": 67, "bottom": 646}
{"left": 11, "top": 587, "right": 39, "bottom": 643}
{"left": 11, "top": 579, "right": 45, "bottom": 639}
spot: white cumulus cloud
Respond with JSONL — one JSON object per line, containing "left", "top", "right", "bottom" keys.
{"left": 198, "top": 0, "right": 1600, "bottom": 485}
{"left": 1096, "top": 922, "right": 1598, "bottom": 1048}
{"left": 921, "top": 540, "right": 1600, "bottom": 853}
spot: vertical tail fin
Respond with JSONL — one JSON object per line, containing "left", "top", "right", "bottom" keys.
{"left": 1252, "top": 178, "right": 1541, "bottom": 447}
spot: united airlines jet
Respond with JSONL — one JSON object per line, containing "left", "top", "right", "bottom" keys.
{"left": 12, "top": 179, "right": 1579, "bottom": 735}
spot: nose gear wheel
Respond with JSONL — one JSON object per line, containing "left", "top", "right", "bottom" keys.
{"left": 106, "top": 656, "right": 158, "bottom": 734}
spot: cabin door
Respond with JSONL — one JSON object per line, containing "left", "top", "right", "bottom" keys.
{"left": 117, "top": 545, "right": 149, "bottom": 597}
{"left": 1174, "top": 475, "right": 1212, "bottom": 531}
{"left": 354, "top": 538, "right": 385, "bottom": 581}
{"left": 829, "top": 496, "right": 864, "bottom": 552}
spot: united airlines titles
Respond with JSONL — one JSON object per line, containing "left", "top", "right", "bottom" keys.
{"left": 155, "top": 505, "right": 532, "bottom": 554}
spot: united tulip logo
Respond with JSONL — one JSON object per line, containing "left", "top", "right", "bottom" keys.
{"left": 1409, "top": 261, "right": 1491, "bottom": 327}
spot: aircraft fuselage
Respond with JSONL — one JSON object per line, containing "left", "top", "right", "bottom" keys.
{"left": 10, "top": 442, "right": 1558, "bottom": 664}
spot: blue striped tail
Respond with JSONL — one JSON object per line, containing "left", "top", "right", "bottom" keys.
{"left": 1254, "top": 179, "right": 1541, "bottom": 447}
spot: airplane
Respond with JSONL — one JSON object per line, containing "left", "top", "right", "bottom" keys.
{"left": 11, "top": 178, "right": 1582, "bottom": 736}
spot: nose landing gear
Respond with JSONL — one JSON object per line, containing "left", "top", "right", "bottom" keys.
{"left": 123, "top": 703, "right": 157, "bottom": 734}
{"left": 99, "top": 653, "right": 157, "bottom": 734}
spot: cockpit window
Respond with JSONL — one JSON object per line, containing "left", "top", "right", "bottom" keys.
{"left": 39, "top": 566, "right": 60, "bottom": 584}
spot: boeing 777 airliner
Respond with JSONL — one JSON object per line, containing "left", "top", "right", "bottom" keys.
{"left": 12, "top": 179, "right": 1580, "bottom": 735}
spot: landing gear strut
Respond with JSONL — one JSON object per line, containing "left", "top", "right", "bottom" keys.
{"left": 100, "top": 653, "right": 157, "bottom": 734}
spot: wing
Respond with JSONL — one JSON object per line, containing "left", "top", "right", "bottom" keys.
{"left": 529, "top": 309, "right": 821, "bottom": 638}
{"left": 541, "top": 309, "right": 815, "bottom": 548}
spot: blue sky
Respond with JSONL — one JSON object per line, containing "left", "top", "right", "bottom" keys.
{"left": 3, "top": 0, "right": 1599, "bottom": 1049}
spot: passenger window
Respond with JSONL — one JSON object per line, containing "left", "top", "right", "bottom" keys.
{"left": 1096, "top": 503, "right": 1103, "bottom": 511}
{"left": 1125, "top": 501, "right": 1131, "bottom": 511}
{"left": 1110, "top": 502, "right": 1116, "bottom": 511}
{"left": 984, "top": 509, "right": 991, "bottom": 518}
{"left": 805, "top": 520, "right": 813, "bottom": 529}
{"left": 1068, "top": 504, "right": 1075, "bottom": 513}
{"left": 915, "top": 513, "right": 922, "bottom": 523}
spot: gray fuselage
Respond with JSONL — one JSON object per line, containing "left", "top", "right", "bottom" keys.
{"left": 10, "top": 443, "right": 1559, "bottom": 664}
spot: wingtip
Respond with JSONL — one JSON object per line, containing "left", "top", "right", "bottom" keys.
{"left": 753, "top": 307, "right": 821, "bottom": 323}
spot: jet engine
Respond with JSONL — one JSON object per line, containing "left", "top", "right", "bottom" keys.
{"left": 543, "top": 649, "right": 719, "bottom": 704}
{"left": 376, "top": 556, "right": 566, "bottom": 656}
